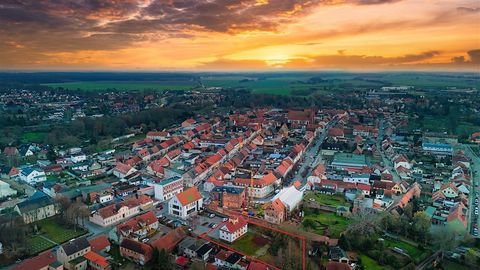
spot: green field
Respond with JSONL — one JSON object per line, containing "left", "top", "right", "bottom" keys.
{"left": 35, "top": 217, "right": 87, "bottom": 245}
{"left": 359, "top": 254, "right": 389, "bottom": 270}
{"left": 304, "top": 193, "right": 347, "bottom": 207}
{"left": 384, "top": 239, "right": 429, "bottom": 262}
{"left": 230, "top": 232, "right": 270, "bottom": 256}
{"left": 27, "top": 235, "right": 55, "bottom": 255}
{"left": 302, "top": 209, "right": 351, "bottom": 238}
{"left": 21, "top": 132, "right": 47, "bottom": 143}
{"left": 44, "top": 80, "right": 196, "bottom": 91}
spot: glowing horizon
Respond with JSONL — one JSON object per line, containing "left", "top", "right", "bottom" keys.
{"left": 0, "top": 0, "right": 479, "bottom": 71}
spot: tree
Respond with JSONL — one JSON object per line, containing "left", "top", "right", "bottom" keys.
{"left": 347, "top": 209, "right": 379, "bottom": 236}
{"left": 156, "top": 249, "right": 173, "bottom": 270}
{"left": 431, "top": 226, "right": 460, "bottom": 259}
{"left": 411, "top": 212, "right": 431, "bottom": 244}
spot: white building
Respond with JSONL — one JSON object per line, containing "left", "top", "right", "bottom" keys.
{"left": 0, "top": 180, "right": 17, "bottom": 198}
{"left": 151, "top": 176, "right": 184, "bottom": 202}
{"left": 71, "top": 153, "right": 87, "bottom": 163}
{"left": 168, "top": 187, "right": 203, "bottom": 219}
{"left": 343, "top": 173, "right": 370, "bottom": 185}
{"left": 19, "top": 166, "right": 46, "bottom": 184}
{"left": 89, "top": 195, "right": 152, "bottom": 227}
{"left": 272, "top": 185, "right": 303, "bottom": 212}
{"left": 219, "top": 216, "right": 248, "bottom": 243}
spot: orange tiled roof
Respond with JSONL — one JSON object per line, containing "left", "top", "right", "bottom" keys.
{"left": 176, "top": 187, "right": 202, "bottom": 206}
{"left": 84, "top": 251, "right": 109, "bottom": 268}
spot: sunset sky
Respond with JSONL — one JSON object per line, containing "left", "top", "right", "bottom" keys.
{"left": 0, "top": 0, "right": 479, "bottom": 71}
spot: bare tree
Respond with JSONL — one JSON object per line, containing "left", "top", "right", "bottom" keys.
{"left": 347, "top": 208, "right": 380, "bottom": 236}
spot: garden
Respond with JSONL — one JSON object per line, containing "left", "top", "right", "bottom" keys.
{"left": 302, "top": 208, "right": 351, "bottom": 238}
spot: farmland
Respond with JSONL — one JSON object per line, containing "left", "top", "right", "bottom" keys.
{"left": 44, "top": 80, "right": 197, "bottom": 91}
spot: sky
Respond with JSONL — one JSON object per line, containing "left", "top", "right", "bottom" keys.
{"left": 0, "top": 0, "right": 479, "bottom": 71}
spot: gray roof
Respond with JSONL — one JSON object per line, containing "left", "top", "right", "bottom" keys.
{"left": 16, "top": 192, "right": 54, "bottom": 213}
{"left": 61, "top": 237, "right": 90, "bottom": 256}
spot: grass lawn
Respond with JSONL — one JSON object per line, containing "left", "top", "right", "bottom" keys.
{"left": 384, "top": 239, "right": 429, "bottom": 262}
{"left": 359, "top": 254, "right": 388, "bottom": 270}
{"left": 230, "top": 232, "right": 269, "bottom": 256}
{"left": 302, "top": 209, "right": 351, "bottom": 238}
{"left": 304, "top": 192, "right": 347, "bottom": 207}
{"left": 27, "top": 235, "right": 55, "bottom": 255}
{"left": 21, "top": 132, "right": 47, "bottom": 143}
{"left": 36, "top": 217, "right": 87, "bottom": 244}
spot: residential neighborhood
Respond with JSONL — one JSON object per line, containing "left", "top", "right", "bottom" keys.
{"left": 0, "top": 90, "right": 479, "bottom": 270}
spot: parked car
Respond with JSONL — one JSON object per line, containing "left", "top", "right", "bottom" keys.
{"left": 209, "top": 213, "right": 216, "bottom": 218}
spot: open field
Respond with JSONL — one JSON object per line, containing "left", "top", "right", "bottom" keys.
{"left": 302, "top": 209, "right": 351, "bottom": 238}
{"left": 359, "top": 254, "right": 390, "bottom": 270}
{"left": 35, "top": 217, "right": 87, "bottom": 245}
{"left": 44, "top": 80, "right": 197, "bottom": 91}
{"left": 230, "top": 231, "right": 270, "bottom": 256}
{"left": 27, "top": 235, "right": 55, "bottom": 255}
{"left": 384, "top": 238, "right": 430, "bottom": 262}
{"left": 21, "top": 132, "right": 47, "bottom": 143}
{"left": 304, "top": 192, "right": 347, "bottom": 207}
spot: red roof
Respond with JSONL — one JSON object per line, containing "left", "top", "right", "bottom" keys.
{"left": 152, "top": 227, "right": 186, "bottom": 252}
{"left": 147, "top": 131, "right": 169, "bottom": 137}
{"left": 84, "top": 251, "right": 109, "bottom": 268}
{"left": 175, "top": 256, "right": 190, "bottom": 266}
{"left": 3, "top": 147, "right": 18, "bottom": 156}
{"left": 248, "top": 261, "right": 270, "bottom": 270}
{"left": 221, "top": 216, "right": 248, "bottom": 233}
{"left": 88, "top": 235, "right": 110, "bottom": 252}
{"left": 176, "top": 187, "right": 202, "bottom": 206}
{"left": 11, "top": 250, "right": 56, "bottom": 270}
{"left": 328, "top": 128, "right": 344, "bottom": 137}
{"left": 117, "top": 211, "right": 158, "bottom": 234}
{"left": 114, "top": 162, "right": 133, "bottom": 175}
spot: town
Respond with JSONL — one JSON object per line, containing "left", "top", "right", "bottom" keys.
{"left": 0, "top": 81, "right": 479, "bottom": 270}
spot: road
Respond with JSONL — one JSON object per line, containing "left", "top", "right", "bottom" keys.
{"left": 463, "top": 145, "right": 480, "bottom": 236}
{"left": 287, "top": 120, "right": 337, "bottom": 186}
{"left": 376, "top": 119, "right": 400, "bottom": 182}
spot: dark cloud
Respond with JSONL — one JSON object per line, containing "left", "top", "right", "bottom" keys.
{"left": 467, "top": 49, "right": 480, "bottom": 64}
{"left": 457, "top": 7, "right": 480, "bottom": 13}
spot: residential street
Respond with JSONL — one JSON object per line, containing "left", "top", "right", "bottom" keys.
{"left": 464, "top": 145, "right": 480, "bottom": 236}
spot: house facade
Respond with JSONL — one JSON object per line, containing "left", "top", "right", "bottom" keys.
{"left": 168, "top": 187, "right": 203, "bottom": 219}
{"left": 219, "top": 216, "right": 248, "bottom": 243}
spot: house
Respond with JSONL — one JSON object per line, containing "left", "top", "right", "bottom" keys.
{"left": 3, "top": 146, "right": 19, "bottom": 156}
{"left": 264, "top": 198, "right": 286, "bottom": 224}
{"left": 90, "top": 195, "right": 153, "bottom": 227}
{"left": 14, "top": 192, "right": 57, "bottom": 224}
{"left": 422, "top": 143, "right": 453, "bottom": 156}
{"left": 88, "top": 235, "right": 111, "bottom": 253}
{"left": 440, "top": 182, "right": 460, "bottom": 199}
{"left": 447, "top": 202, "right": 468, "bottom": 234}
{"left": 152, "top": 176, "right": 184, "bottom": 202}
{"left": 11, "top": 250, "right": 61, "bottom": 270}
{"left": 114, "top": 211, "right": 158, "bottom": 243}
{"left": 214, "top": 250, "right": 246, "bottom": 269}
{"left": 146, "top": 131, "right": 170, "bottom": 141}
{"left": 152, "top": 227, "right": 187, "bottom": 252}
{"left": 19, "top": 166, "right": 46, "bottom": 184}
{"left": 56, "top": 237, "right": 91, "bottom": 270}
{"left": 178, "top": 237, "right": 211, "bottom": 259}
{"left": 219, "top": 216, "right": 248, "bottom": 243}
{"left": 272, "top": 185, "right": 303, "bottom": 212}
{"left": 233, "top": 172, "right": 277, "bottom": 199}
{"left": 471, "top": 132, "right": 480, "bottom": 144}
{"left": 83, "top": 251, "right": 110, "bottom": 270}
{"left": 0, "top": 180, "right": 17, "bottom": 198}
{"left": 211, "top": 186, "right": 246, "bottom": 209}
{"left": 120, "top": 238, "right": 153, "bottom": 266}
{"left": 112, "top": 162, "right": 137, "bottom": 179}
{"left": 329, "top": 246, "right": 350, "bottom": 264}
{"left": 168, "top": 187, "right": 203, "bottom": 219}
